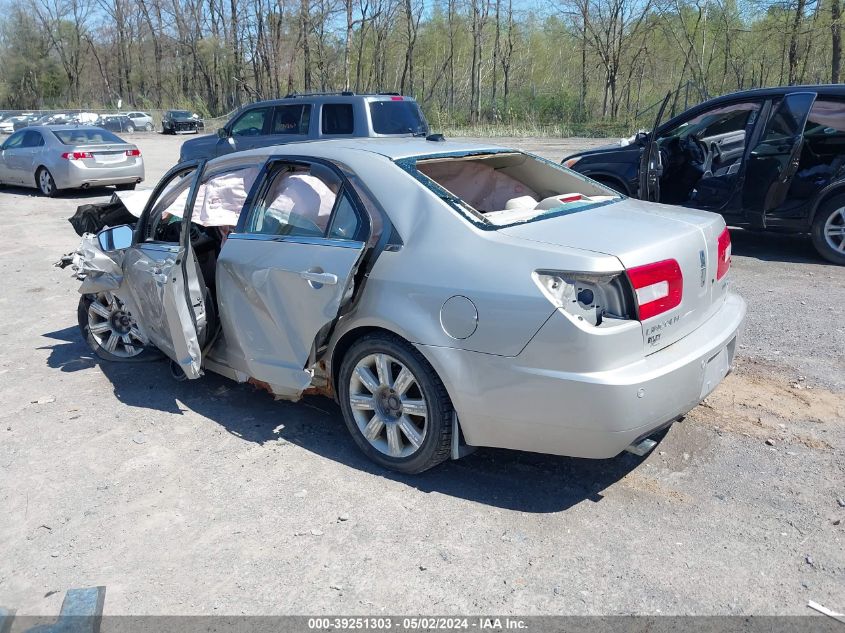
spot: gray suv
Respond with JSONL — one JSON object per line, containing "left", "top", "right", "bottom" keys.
{"left": 179, "top": 92, "right": 429, "bottom": 162}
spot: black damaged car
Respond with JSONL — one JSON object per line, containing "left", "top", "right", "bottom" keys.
{"left": 161, "top": 110, "right": 204, "bottom": 134}
{"left": 562, "top": 85, "right": 845, "bottom": 264}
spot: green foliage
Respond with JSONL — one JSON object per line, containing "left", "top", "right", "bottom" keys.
{"left": 0, "top": 0, "right": 839, "bottom": 129}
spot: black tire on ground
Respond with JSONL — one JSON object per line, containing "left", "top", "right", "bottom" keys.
{"left": 77, "top": 293, "right": 159, "bottom": 362}
{"left": 337, "top": 332, "right": 453, "bottom": 474}
{"left": 145, "top": 122, "right": 153, "bottom": 132}
{"left": 811, "top": 194, "right": 845, "bottom": 265}
{"left": 125, "top": 125, "right": 135, "bottom": 133}
{"left": 116, "top": 183, "right": 137, "bottom": 191}
{"left": 36, "top": 167, "right": 58, "bottom": 197}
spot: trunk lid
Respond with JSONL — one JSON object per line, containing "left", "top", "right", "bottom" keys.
{"left": 76, "top": 143, "right": 137, "bottom": 168}
{"left": 499, "top": 198, "right": 729, "bottom": 353}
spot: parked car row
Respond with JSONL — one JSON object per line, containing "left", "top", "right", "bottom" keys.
{"left": 0, "top": 110, "right": 197, "bottom": 134}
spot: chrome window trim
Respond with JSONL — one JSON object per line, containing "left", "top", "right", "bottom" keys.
{"left": 137, "top": 242, "right": 181, "bottom": 253}
{"left": 226, "top": 233, "right": 364, "bottom": 249}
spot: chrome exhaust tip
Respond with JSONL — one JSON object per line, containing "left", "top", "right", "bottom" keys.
{"left": 624, "top": 437, "right": 658, "bottom": 457}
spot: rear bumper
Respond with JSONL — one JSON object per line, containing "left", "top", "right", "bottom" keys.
{"left": 419, "top": 292, "right": 746, "bottom": 459}
{"left": 55, "top": 159, "right": 145, "bottom": 189}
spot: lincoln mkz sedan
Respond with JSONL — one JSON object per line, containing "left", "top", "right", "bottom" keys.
{"left": 69, "top": 139, "right": 745, "bottom": 473}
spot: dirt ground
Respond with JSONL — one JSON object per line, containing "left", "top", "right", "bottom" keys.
{"left": 0, "top": 132, "right": 843, "bottom": 617}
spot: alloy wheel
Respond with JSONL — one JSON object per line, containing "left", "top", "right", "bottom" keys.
{"left": 823, "top": 207, "right": 845, "bottom": 254}
{"left": 348, "top": 353, "right": 428, "bottom": 458}
{"left": 38, "top": 169, "right": 54, "bottom": 196}
{"left": 87, "top": 292, "right": 144, "bottom": 358}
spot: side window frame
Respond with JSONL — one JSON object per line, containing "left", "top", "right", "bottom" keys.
{"left": 229, "top": 107, "right": 272, "bottom": 137}
{"left": 134, "top": 160, "right": 205, "bottom": 247}
{"left": 22, "top": 130, "right": 43, "bottom": 148}
{"left": 3, "top": 131, "right": 25, "bottom": 149}
{"left": 271, "top": 104, "right": 312, "bottom": 136}
{"left": 320, "top": 103, "right": 355, "bottom": 136}
{"left": 236, "top": 156, "right": 371, "bottom": 243}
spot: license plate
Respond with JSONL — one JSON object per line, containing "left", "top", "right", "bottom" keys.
{"left": 94, "top": 153, "right": 123, "bottom": 165}
{"left": 700, "top": 346, "right": 730, "bottom": 399}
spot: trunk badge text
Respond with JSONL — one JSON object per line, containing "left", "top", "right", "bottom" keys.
{"left": 699, "top": 250, "right": 707, "bottom": 287}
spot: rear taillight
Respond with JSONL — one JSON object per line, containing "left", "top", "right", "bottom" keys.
{"left": 716, "top": 227, "right": 731, "bottom": 280}
{"left": 126, "top": 149, "right": 141, "bottom": 157}
{"left": 627, "top": 259, "right": 683, "bottom": 321}
{"left": 61, "top": 151, "right": 92, "bottom": 160}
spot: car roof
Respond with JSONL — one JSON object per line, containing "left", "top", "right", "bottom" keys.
{"left": 42, "top": 125, "right": 111, "bottom": 132}
{"left": 216, "top": 138, "right": 509, "bottom": 164}
{"left": 680, "top": 84, "right": 845, "bottom": 113}
{"left": 246, "top": 93, "right": 419, "bottom": 106}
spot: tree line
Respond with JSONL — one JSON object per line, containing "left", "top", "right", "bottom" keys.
{"left": 0, "top": 0, "right": 841, "bottom": 131}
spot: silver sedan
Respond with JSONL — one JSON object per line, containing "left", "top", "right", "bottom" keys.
{"left": 0, "top": 126, "right": 144, "bottom": 196}
{"left": 70, "top": 139, "right": 745, "bottom": 473}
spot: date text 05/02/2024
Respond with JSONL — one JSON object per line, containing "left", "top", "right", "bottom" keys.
{"left": 307, "top": 617, "right": 528, "bottom": 630}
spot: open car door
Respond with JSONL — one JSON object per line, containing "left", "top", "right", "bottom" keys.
{"left": 215, "top": 159, "right": 370, "bottom": 398}
{"left": 119, "top": 161, "right": 211, "bottom": 378}
{"left": 742, "top": 92, "right": 817, "bottom": 228}
{"left": 639, "top": 92, "right": 672, "bottom": 201}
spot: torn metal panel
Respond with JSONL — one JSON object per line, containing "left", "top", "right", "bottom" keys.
{"left": 215, "top": 233, "right": 365, "bottom": 395}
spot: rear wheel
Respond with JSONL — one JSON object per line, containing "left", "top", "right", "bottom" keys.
{"left": 338, "top": 333, "right": 453, "bottom": 474}
{"left": 811, "top": 195, "right": 845, "bottom": 265}
{"left": 36, "top": 167, "right": 58, "bottom": 197}
{"left": 77, "top": 292, "right": 157, "bottom": 361}
{"left": 125, "top": 124, "right": 135, "bottom": 133}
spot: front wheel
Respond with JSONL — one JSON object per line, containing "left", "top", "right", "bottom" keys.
{"left": 144, "top": 122, "right": 153, "bottom": 132}
{"left": 77, "top": 292, "right": 157, "bottom": 361}
{"left": 811, "top": 195, "right": 845, "bottom": 265}
{"left": 36, "top": 167, "right": 58, "bottom": 197}
{"left": 337, "top": 333, "right": 453, "bottom": 474}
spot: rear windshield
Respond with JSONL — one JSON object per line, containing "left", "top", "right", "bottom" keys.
{"left": 400, "top": 151, "right": 621, "bottom": 229}
{"left": 369, "top": 100, "right": 428, "bottom": 135}
{"left": 52, "top": 129, "right": 125, "bottom": 145}
{"left": 171, "top": 110, "right": 191, "bottom": 117}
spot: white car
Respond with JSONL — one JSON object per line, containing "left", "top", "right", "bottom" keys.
{"left": 125, "top": 111, "right": 155, "bottom": 132}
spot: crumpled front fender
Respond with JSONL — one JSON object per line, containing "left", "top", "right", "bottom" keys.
{"left": 69, "top": 233, "right": 126, "bottom": 294}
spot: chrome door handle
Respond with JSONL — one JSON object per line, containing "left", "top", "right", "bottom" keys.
{"left": 299, "top": 270, "right": 338, "bottom": 285}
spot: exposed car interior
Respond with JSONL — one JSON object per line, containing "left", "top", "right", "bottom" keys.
{"left": 655, "top": 101, "right": 760, "bottom": 209}
{"left": 415, "top": 152, "right": 618, "bottom": 226}
{"left": 141, "top": 162, "right": 346, "bottom": 307}
{"left": 786, "top": 99, "right": 845, "bottom": 206}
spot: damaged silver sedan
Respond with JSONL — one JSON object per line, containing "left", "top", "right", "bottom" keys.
{"left": 69, "top": 139, "right": 746, "bottom": 473}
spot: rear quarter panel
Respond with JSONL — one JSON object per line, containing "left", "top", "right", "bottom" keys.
{"left": 330, "top": 155, "right": 624, "bottom": 357}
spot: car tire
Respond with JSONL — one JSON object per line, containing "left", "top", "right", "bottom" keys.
{"left": 811, "top": 195, "right": 845, "bottom": 265}
{"left": 77, "top": 292, "right": 159, "bottom": 362}
{"left": 36, "top": 167, "right": 58, "bottom": 197}
{"left": 145, "top": 122, "right": 153, "bottom": 132}
{"left": 125, "top": 125, "right": 135, "bottom": 133}
{"left": 337, "top": 332, "right": 453, "bottom": 474}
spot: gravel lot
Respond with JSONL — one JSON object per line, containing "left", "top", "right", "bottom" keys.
{"left": 0, "top": 133, "right": 843, "bottom": 617}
